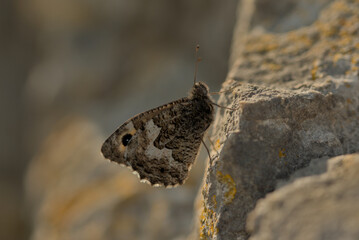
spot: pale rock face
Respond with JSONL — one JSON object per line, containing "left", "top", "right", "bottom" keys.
{"left": 198, "top": 0, "right": 359, "bottom": 239}
{"left": 247, "top": 153, "right": 359, "bottom": 240}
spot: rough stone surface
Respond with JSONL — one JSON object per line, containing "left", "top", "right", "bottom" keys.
{"left": 250, "top": 0, "right": 333, "bottom": 33}
{"left": 198, "top": 0, "right": 359, "bottom": 239}
{"left": 230, "top": 0, "right": 359, "bottom": 88}
{"left": 247, "top": 153, "right": 359, "bottom": 240}
{"left": 276, "top": 156, "right": 329, "bottom": 188}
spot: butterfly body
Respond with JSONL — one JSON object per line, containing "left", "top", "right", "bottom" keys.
{"left": 101, "top": 82, "right": 214, "bottom": 187}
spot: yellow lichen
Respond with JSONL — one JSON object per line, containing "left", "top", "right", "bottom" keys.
{"left": 245, "top": 34, "right": 278, "bottom": 54}
{"left": 311, "top": 61, "right": 319, "bottom": 80}
{"left": 331, "top": 1, "right": 351, "bottom": 13}
{"left": 350, "top": 56, "right": 359, "bottom": 73}
{"left": 344, "top": 82, "right": 352, "bottom": 88}
{"left": 211, "top": 195, "right": 217, "bottom": 209}
{"left": 216, "top": 171, "right": 236, "bottom": 204}
{"left": 333, "top": 53, "right": 344, "bottom": 63}
{"left": 316, "top": 21, "right": 338, "bottom": 37}
{"left": 279, "top": 148, "right": 286, "bottom": 158}
{"left": 351, "top": 56, "right": 358, "bottom": 64}
{"left": 284, "top": 32, "right": 313, "bottom": 54}
{"left": 263, "top": 62, "right": 282, "bottom": 71}
{"left": 199, "top": 203, "right": 218, "bottom": 239}
{"left": 215, "top": 139, "right": 221, "bottom": 151}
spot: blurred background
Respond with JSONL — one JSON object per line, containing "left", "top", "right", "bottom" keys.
{"left": 1, "top": 0, "right": 238, "bottom": 239}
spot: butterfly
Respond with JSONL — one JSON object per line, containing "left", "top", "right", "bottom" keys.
{"left": 101, "top": 81, "right": 214, "bottom": 187}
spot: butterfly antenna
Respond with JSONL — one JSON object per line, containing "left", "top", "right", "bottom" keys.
{"left": 193, "top": 44, "right": 200, "bottom": 85}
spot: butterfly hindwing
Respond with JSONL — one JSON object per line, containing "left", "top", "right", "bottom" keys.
{"left": 101, "top": 82, "right": 214, "bottom": 187}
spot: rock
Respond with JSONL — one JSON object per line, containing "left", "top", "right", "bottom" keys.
{"left": 198, "top": 0, "right": 359, "bottom": 239}
{"left": 276, "top": 156, "right": 329, "bottom": 188}
{"left": 247, "top": 153, "right": 359, "bottom": 240}
{"left": 250, "top": 0, "right": 333, "bottom": 33}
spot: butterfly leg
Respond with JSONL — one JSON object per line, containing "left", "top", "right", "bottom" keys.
{"left": 201, "top": 139, "right": 217, "bottom": 164}
{"left": 210, "top": 101, "right": 239, "bottom": 111}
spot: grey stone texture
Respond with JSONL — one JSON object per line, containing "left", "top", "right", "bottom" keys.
{"left": 247, "top": 153, "right": 359, "bottom": 240}
{"left": 198, "top": 0, "right": 359, "bottom": 239}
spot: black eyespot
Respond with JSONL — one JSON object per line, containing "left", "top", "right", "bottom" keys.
{"left": 122, "top": 133, "right": 132, "bottom": 146}
{"left": 160, "top": 168, "right": 165, "bottom": 173}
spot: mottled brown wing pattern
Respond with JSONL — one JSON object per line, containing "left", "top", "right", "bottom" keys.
{"left": 101, "top": 82, "right": 214, "bottom": 187}
{"left": 101, "top": 97, "right": 189, "bottom": 165}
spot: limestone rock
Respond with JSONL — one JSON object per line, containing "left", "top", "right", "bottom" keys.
{"left": 247, "top": 153, "right": 359, "bottom": 240}
{"left": 198, "top": 0, "right": 359, "bottom": 239}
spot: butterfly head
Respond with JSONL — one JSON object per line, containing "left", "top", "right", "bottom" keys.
{"left": 189, "top": 81, "right": 209, "bottom": 99}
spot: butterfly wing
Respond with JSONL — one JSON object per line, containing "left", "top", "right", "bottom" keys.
{"left": 101, "top": 97, "right": 213, "bottom": 187}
